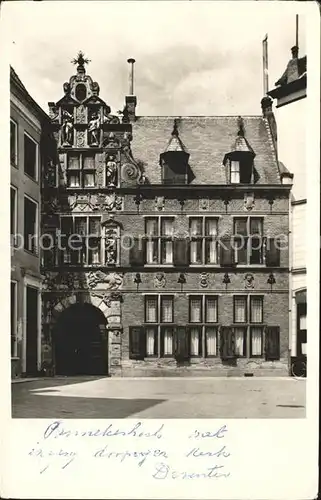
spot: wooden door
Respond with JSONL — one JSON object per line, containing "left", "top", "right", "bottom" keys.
{"left": 174, "top": 326, "right": 190, "bottom": 361}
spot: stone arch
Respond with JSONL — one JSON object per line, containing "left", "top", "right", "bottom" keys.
{"left": 51, "top": 293, "right": 110, "bottom": 323}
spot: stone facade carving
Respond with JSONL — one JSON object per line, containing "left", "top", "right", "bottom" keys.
{"left": 244, "top": 192, "right": 255, "bottom": 211}
{"left": 93, "top": 193, "right": 123, "bottom": 212}
{"left": 75, "top": 104, "right": 87, "bottom": 124}
{"left": 200, "top": 272, "right": 209, "bottom": 288}
{"left": 121, "top": 163, "right": 141, "bottom": 183}
{"left": 88, "top": 112, "right": 101, "bottom": 146}
{"left": 155, "top": 196, "right": 165, "bottom": 211}
{"left": 106, "top": 154, "right": 118, "bottom": 187}
{"left": 61, "top": 110, "right": 74, "bottom": 146}
{"left": 105, "top": 227, "right": 118, "bottom": 265}
{"left": 154, "top": 272, "right": 166, "bottom": 289}
{"left": 199, "top": 198, "right": 209, "bottom": 211}
{"left": 76, "top": 130, "right": 86, "bottom": 148}
{"left": 244, "top": 273, "right": 254, "bottom": 289}
{"left": 103, "top": 132, "right": 120, "bottom": 149}
{"left": 87, "top": 270, "right": 123, "bottom": 290}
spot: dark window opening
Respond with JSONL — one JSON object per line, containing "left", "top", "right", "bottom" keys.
{"left": 24, "top": 197, "right": 37, "bottom": 253}
{"left": 75, "top": 84, "right": 87, "bottom": 102}
{"left": 24, "top": 134, "right": 37, "bottom": 180}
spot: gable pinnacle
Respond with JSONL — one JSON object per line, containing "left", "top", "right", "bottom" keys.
{"left": 71, "top": 51, "right": 91, "bottom": 73}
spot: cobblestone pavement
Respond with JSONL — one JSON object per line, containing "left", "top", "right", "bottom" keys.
{"left": 11, "top": 376, "right": 306, "bottom": 419}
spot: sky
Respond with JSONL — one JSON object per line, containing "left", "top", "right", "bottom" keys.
{"left": 2, "top": 1, "right": 306, "bottom": 116}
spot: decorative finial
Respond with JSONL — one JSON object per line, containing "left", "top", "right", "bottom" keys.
{"left": 172, "top": 119, "right": 179, "bottom": 137}
{"left": 237, "top": 116, "right": 245, "bottom": 137}
{"left": 71, "top": 51, "right": 91, "bottom": 68}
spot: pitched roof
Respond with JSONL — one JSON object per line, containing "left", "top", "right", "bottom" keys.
{"left": 131, "top": 116, "right": 280, "bottom": 185}
{"left": 10, "top": 66, "right": 49, "bottom": 122}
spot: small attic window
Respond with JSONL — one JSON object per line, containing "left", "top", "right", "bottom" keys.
{"left": 230, "top": 159, "right": 253, "bottom": 184}
{"left": 75, "top": 84, "right": 87, "bottom": 102}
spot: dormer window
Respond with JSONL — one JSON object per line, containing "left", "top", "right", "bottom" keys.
{"left": 75, "top": 83, "right": 87, "bottom": 102}
{"left": 224, "top": 117, "right": 256, "bottom": 185}
{"left": 160, "top": 120, "right": 190, "bottom": 185}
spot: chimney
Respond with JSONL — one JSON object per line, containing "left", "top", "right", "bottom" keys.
{"left": 261, "top": 96, "right": 278, "bottom": 159}
{"left": 125, "top": 58, "right": 137, "bottom": 122}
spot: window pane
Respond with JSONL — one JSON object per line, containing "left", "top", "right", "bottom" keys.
{"left": 234, "top": 218, "right": 248, "bottom": 236}
{"left": 161, "top": 240, "right": 173, "bottom": 264}
{"left": 249, "top": 236, "right": 263, "bottom": 264}
{"left": 74, "top": 217, "right": 87, "bottom": 236}
{"left": 83, "top": 154, "right": 95, "bottom": 169}
{"left": 10, "top": 187, "right": 16, "bottom": 236}
{"left": 161, "top": 218, "right": 174, "bottom": 236}
{"left": 205, "top": 219, "right": 217, "bottom": 236}
{"left": 190, "top": 327, "right": 200, "bottom": 356}
{"left": 24, "top": 197, "right": 37, "bottom": 252}
{"left": 206, "top": 297, "right": 217, "bottom": 323}
{"left": 88, "top": 238, "right": 101, "bottom": 264}
{"left": 10, "top": 121, "right": 17, "bottom": 164}
{"left": 251, "top": 327, "right": 263, "bottom": 356}
{"left": 300, "top": 315, "right": 307, "bottom": 330}
{"left": 230, "top": 161, "right": 240, "bottom": 183}
{"left": 234, "top": 296, "right": 247, "bottom": 323}
{"left": 68, "top": 173, "right": 80, "bottom": 187}
{"left": 190, "top": 297, "right": 202, "bottom": 322}
{"left": 146, "top": 240, "right": 158, "bottom": 264}
{"left": 190, "top": 218, "right": 202, "bottom": 236}
{"left": 250, "top": 296, "right": 263, "bottom": 323}
{"left": 146, "top": 327, "right": 157, "bottom": 356}
{"left": 163, "top": 327, "right": 173, "bottom": 355}
{"left": 190, "top": 240, "right": 202, "bottom": 264}
{"left": 250, "top": 218, "right": 263, "bottom": 235}
{"left": 61, "top": 217, "right": 73, "bottom": 234}
{"left": 89, "top": 217, "right": 100, "bottom": 235}
{"left": 234, "top": 237, "right": 247, "bottom": 265}
{"left": 145, "top": 218, "right": 158, "bottom": 236}
{"left": 205, "top": 239, "right": 218, "bottom": 264}
{"left": 24, "top": 135, "right": 37, "bottom": 179}
{"left": 145, "top": 297, "right": 158, "bottom": 323}
{"left": 68, "top": 155, "right": 80, "bottom": 169}
{"left": 84, "top": 173, "right": 95, "bottom": 187}
{"left": 234, "top": 327, "right": 246, "bottom": 356}
{"left": 206, "top": 327, "right": 217, "bottom": 356}
{"left": 161, "top": 297, "right": 173, "bottom": 323}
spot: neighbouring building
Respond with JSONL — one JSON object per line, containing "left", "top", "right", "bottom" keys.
{"left": 41, "top": 52, "right": 293, "bottom": 377}
{"left": 268, "top": 43, "right": 307, "bottom": 376}
{"left": 10, "top": 67, "right": 57, "bottom": 378}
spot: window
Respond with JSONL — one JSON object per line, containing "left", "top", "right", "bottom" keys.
{"left": 75, "top": 84, "right": 87, "bottom": 102}
{"left": 232, "top": 295, "right": 264, "bottom": 358}
{"left": 145, "top": 217, "right": 174, "bottom": 265}
{"left": 24, "top": 196, "right": 38, "bottom": 254}
{"left": 66, "top": 153, "right": 96, "bottom": 188}
{"left": 229, "top": 159, "right": 253, "bottom": 184}
{"left": 59, "top": 216, "right": 102, "bottom": 265}
{"left": 24, "top": 133, "right": 38, "bottom": 180}
{"left": 10, "top": 186, "right": 17, "bottom": 245}
{"left": 142, "top": 295, "right": 174, "bottom": 357}
{"left": 189, "top": 295, "right": 219, "bottom": 357}
{"left": 190, "top": 217, "right": 218, "bottom": 265}
{"left": 11, "top": 281, "right": 17, "bottom": 357}
{"left": 234, "top": 217, "right": 264, "bottom": 265}
{"left": 10, "top": 120, "right": 17, "bottom": 165}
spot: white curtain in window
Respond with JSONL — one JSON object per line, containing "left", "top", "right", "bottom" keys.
{"left": 162, "top": 298, "right": 173, "bottom": 322}
{"left": 162, "top": 219, "right": 173, "bottom": 264}
{"left": 190, "top": 241, "right": 199, "bottom": 264}
{"left": 300, "top": 315, "right": 307, "bottom": 330}
{"left": 206, "top": 297, "right": 217, "bottom": 323}
{"left": 146, "top": 328, "right": 155, "bottom": 355}
{"left": 146, "top": 241, "right": 157, "bottom": 264}
{"left": 190, "top": 218, "right": 202, "bottom": 236}
{"left": 91, "top": 247, "right": 100, "bottom": 264}
{"left": 146, "top": 219, "right": 157, "bottom": 236}
{"left": 230, "top": 161, "right": 240, "bottom": 183}
{"left": 146, "top": 298, "right": 157, "bottom": 322}
{"left": 63, "top": 251, "right": 71, "bottom": 263}
{"left": 190, "top": 298, "right": 202, "bottom": 322}
{"left": 234, "top": 297, "right": 246, "bottom": 322}
{"left": 190, "top": 328, "right": 199, "bottom": 356}
{"left": 206, "top": 327, "right": 217, "bottom": 355}
{"left": 251, "top": 297, "right": 263, "bottom": 322}
{"left": 234, "top": 328, "right": 245, "bottom": 356}
{"left": 69, "top": 174, "right": 80, "bottom": 187}
{"left": 251, "top": 327, "right": 262, "bottom": 355}
{"left": 163, "top": 328, "right": 173, "bottom": 355}
{"left": 164, "top": 240, "right": 173, "bottom": 264}
{"left": 84, "top": 173, "right": 95, "bottom": 187}
{"left": 206, "top": 219, "right": 218, "bottom": 263}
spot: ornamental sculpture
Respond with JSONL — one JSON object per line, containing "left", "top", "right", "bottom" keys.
{"left": 61, "top": 110, "right": 74, "bottom": 146}
{"left": 87, "top": 270, "right": 123, "bottom": 290}
{"left": 88, "top": 112, "right": 101, "bottom": 146}
{"left": 105, "top": 228, "right": 118, "bottom": 265}
{"left": 106, "top": 154, "right": 117, "bottom": 187}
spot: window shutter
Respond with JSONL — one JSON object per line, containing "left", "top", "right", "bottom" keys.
{"left": 129, "top": 326, "right": 145, "bottom": 360}
{"left": 265, "top": 326, "right": 280, "bottom": 360}
{"left": 174, "top": 326, "right": 190, "bottom": 360}
{"left": 129, "top": 238, "right": 145, "bottom": 266}
{"left": 220, "top": 326, "right": 235, "bottom": 359}
{"left": 220, "top": 238, "right": 235, "bottom": 267}
{"left": 173, "top": 238, "right": 190, "bottom": 266}
{"left": 265, "top": 238, "right": 280, "bottom": 267}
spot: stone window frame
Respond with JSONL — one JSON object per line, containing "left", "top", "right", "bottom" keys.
{"left": 143, "top": 294, "right": 175, "bottom": 358}
{"left": 232, "top": 294, "right": 265, "bottom": 358}
{"left": 143, "top": 216, "right": 176, "bottom": 266}
{"left": 187, "top": 215, "right": 220, "bottom": 266}
{"left": 233, "top": 215, "right": 265, "bottom": 266}
{"left": 66, "top": 152, "right": 96, "bottom": 189}
{"left": 188, "top": 294, "right": 219, "bottom": 358}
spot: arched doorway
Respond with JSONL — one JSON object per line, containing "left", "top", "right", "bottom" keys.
{"left": 53, "top": 303, "right": 108, "bottom": 376}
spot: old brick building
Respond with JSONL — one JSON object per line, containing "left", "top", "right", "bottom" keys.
{"left": 41, "top": 53, "right": 292, "bottom": 377}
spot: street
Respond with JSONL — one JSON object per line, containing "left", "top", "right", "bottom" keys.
{"left": 12, "top": 376, "right": 306, "bottom": 418}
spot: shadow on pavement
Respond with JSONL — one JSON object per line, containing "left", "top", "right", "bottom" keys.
{"left": 12, "top": 394, "right": 166, "bottom": 419}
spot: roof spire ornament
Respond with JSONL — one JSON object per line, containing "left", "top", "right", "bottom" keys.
{"left": 71, "top": 51, "right": 91, "bottom": 74}
{"left": 172, "top": 119, "right": 179, "bottom": 137}
{"left": 237, "top": 116, "right": 245, "bottom": 137}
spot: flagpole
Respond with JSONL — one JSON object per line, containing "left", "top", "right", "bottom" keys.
{"left": 262, "top": 34, "right": 269, "bottom": 95}
{"left": 296, "top": 14, "right": 299, "bottom": 49}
